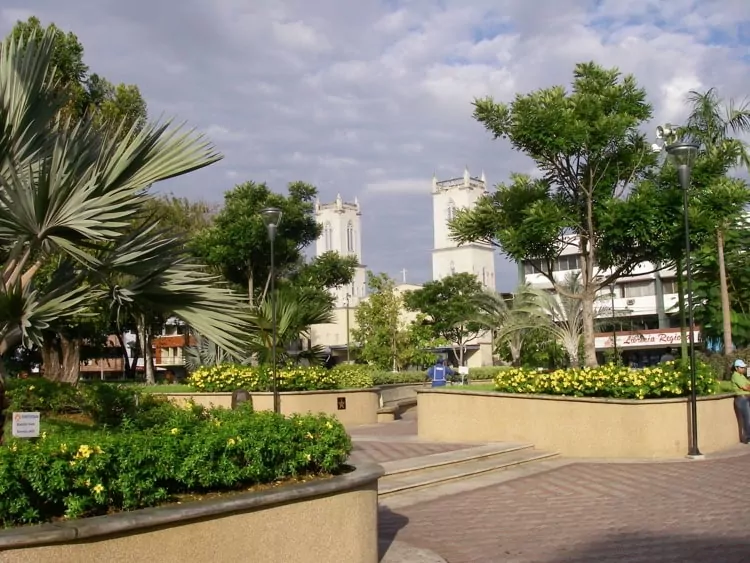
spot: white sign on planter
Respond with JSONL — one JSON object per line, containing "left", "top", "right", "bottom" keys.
{"left": 12, "top": 412, "right": 40, "bottom": 438}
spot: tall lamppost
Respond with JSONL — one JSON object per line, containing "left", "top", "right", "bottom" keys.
{"left": 656, "top": 124, "right": 701, "bottom": 458}
{"left": 345, "top": 292, "right": 351, "bottom": 363}
{"left": 610, "top": 283, "right": 618, "bottom": 363}
{"left": 260, "top": 207, "right": 283, "bottom": 414}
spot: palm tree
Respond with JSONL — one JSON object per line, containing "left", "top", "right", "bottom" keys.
{"left": 246, "top": 287, "right": 334, "bottom": 366}
{"left": 472, "top": 284, "right": 538, "bottom": 366}
{"left": 0, "top": 30, "right": 249, "bottom": 387}
{"left": 682, "top": 88, "right": 750, "bottom": 355}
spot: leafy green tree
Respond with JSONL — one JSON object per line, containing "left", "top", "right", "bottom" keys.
{"left": 450, "top": 62, "right": 677, "bottom": 367}
{"left": 9, "top": 16, "right": 147, "bottom": 132}
{"left": 281, "top": 251, "right": 358, "bottom": 312}
{"left": 398, "top": 315, "right": 444, "bottom": 369}
{"left": 191, "top": 181, "right": 320, "bottom": 304}
{"left": 681, "top": 88, "right": 750, "bottom": 354}
{"left": 403, "top": 272, "right": 485, "bottom": 366}
{"left": 0, "top": 30, "right": 249, "bottom": 389}
{"left": 352, "top": 272, "right": 407, "bottom": 371}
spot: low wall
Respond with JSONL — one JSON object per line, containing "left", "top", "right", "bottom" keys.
{"left": 161, "top": 388, "right": 380, "bottom": 426}
{"left": 0, "top": 463, "right": 384, "bottom": 563}
{"left": 418, "top": 389, "right": 739, "bottom": 459}
{"left": 378, "top": 383, "right": 424, "bottom": 407}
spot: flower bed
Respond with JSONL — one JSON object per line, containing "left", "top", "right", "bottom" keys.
{"left": 0, "top": 393, "right": 351, "bottom": 527}
{"left": 493, "top": 361, "right": 717, "bottom": 399}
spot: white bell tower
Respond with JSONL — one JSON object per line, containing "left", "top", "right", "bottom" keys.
{"left": 314, "top": 194, "right": 367, "bottom": 307}
{"left": 431, "top": 167, "right": 496, "bottom": 289}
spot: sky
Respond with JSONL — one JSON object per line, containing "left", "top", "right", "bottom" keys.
{"left": 2, "top": 0, "right": 750, "bottom": 290}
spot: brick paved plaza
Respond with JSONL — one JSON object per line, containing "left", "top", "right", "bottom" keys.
{"left": 379, "top": 454, "right": 750, "bottom": 562}
{"left": 365, "top": 410, "right": 750, "bottom": 562}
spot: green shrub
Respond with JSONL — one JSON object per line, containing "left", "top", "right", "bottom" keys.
{"left": 371, "top": 371, "right": 426, "bottom": 385}
{"left": 77, "top": 383, "right": 142, "bottom": 426}
{"left": 330, "top": 364, "right": 374, "bottom": 389}
{"left": 468, "top": 366, "right": 508, "bottom": 380}
{"left": 493, "top": 361, "right": 718, "bottom": 400}
{"left": 188, "top": 364, "right": 338, "bottom": 392}
{"left": 0, "top": 406, "right": 351, "bottom": 527}
{"left": 697, "top": 349, "right": 750, "bottom": 380}
{"left": 5, "top": 378, "right": 80, "bottom": 414}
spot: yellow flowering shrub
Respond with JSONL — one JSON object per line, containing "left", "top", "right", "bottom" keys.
{"left": 493, "top": 361, "right": 718, "bottom": 400}
{"left": 188, "top": 364, "right": 339, "bottom": 392}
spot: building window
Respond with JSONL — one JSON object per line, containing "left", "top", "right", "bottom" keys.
{"left": 523, "top": 259, "right": 544, "bottom": 275}
{"left": 446, "top": 199, "right": 456, "bottom": 222}
{"left": 324, "top": 222, "right": 332, "bottom": 251}
{"left": 555, "top": 255, "right": 580, "bottom": 271}
{"left": 346, "top": 221, "right": 354, "bottom": 253}
{"left": 661, "top": 279, "right": 678, "bottom": 294}
{"left": 622, "top": 281, "right": 656, "bottom": 298}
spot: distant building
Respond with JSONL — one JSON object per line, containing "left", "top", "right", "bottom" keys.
{"left": 518, "top": 238, "right": 699, "bottom": 367}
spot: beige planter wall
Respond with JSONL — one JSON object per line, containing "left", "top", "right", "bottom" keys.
{"left": 418, "top": 390, "right": 739, "bottom": 459}
{"left": 161, "top": 388, "right": 380, "bottom": 426}
{"left": 0, "top": 464, "right": 383, "bottom": 563}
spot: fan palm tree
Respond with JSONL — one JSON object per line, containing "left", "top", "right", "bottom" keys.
{"left": 682, "top": 88, "right": 750, "bottom": 355}
{"left": 472, "top": 284, "right": 538, "bottom": 366}
{"left": 504, "top": 273, "right": 610, "bottom": 367}
{"left": 0, "top": 30, "right": 249, "bottom": 386}
{"left": 246, "top": 287, "right": 334, "bottom": 366}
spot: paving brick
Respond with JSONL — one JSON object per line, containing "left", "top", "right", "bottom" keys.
{"left": 379, "top": 454, "right": 750, "bottom": 562}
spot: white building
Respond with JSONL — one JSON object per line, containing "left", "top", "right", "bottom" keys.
{"left": 309, "top": 195, "right": 367, "bottom": 353}
{"left": 519, "top": 240, "right": 700, "bottom": 366}
{"left": 431, "top": 167, "right": 496, "bottom": 289}
{"left": 430, "top": 167, "right": 496, "bottom": 366}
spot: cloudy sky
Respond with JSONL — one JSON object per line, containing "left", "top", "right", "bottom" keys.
{"left": 2, "top": 1, "right": 749, "bottom": 290}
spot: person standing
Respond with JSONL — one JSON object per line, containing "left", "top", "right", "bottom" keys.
{"left": 426, "top": 358, "right": 454, "bottom": 388}
{"left": 731, "top": 359, "right": 750, "bottom": 444}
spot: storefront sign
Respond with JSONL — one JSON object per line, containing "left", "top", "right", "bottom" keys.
{"left": 594, "top": 330, "right": 701, "bottom": 350}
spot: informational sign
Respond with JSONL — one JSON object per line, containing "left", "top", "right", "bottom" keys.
{"left": 458, "top": 366, "right": 469, "bottom": 375}
{"left": 594, "top": 330, "right": 702, "bottom": 351}
{"left": 12, "top": 412, "right": 40, "bottom": 438}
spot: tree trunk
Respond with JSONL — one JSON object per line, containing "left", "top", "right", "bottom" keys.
{"left": 509, "top": 335, "right": 522, "bottom": 367}
{"left": 676, "top": 258, "right": 688, "bottom": 361}
{"left": 138, "top": 319, "right": 156, "bottom": 385}
{"left": 41, "top": 332, "right": 61, "bottom": 381}
{"left": 247, "top": 270, "right": 254, "bottom": 306}
{"left": 717, "top": 228, "right": 733, "bottom": 355}
{"left": 580, "top": 291, "right": 598, "bottom": 367}
{"left": 115, "top": 333, "right": 135, "bottom": 378}
{"left": 58, "top": 334, "right": 81, "bottom": 384}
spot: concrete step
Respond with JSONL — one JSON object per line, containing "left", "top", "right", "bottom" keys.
{"left": 378, "top": 443, "right": 559, "bottom": 497}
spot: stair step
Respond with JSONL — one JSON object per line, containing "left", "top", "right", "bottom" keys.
{"left": 378, "top": 448, "right": 559, "bottom": 497}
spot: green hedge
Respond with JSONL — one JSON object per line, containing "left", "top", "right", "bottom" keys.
{"left": 493, "top": 361, "right": 718, "bottom": 400}
{"left": 0, "top": 401, "right": 351, "bottom": 527}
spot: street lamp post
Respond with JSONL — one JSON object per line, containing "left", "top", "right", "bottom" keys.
{"left": 664, "top": 139, "right": 701, "bottom": 458}
{"left": 345, "top": 292, "right": 351, "bottom": 363}
{"left": 610, "top": 283, "right": 618, "bottom": 363}
{"left": 260, "top": 207, "right": 283, "bottom": 414}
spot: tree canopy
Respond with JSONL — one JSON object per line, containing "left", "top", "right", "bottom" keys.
{"left": 450, "top": 62, "right": 682, "bottom": 366}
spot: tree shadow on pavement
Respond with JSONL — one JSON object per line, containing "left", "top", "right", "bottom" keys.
{"left": 549, "top": 532, "right": 750, "bottom": 563}
{"left": 378, "top": 505, "right": 410, "bottom": 560}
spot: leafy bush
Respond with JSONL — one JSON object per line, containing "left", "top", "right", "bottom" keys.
{"left": 77, "top": 383, "right": 142, "bottom": 426}
{"left": 0, "top": 406, "right": 351, "bottom": 527}
{"left": 697, "top": 349, "right": 750, "bottom": 380}
{"left": 188, "top": 364, "right": 339, "bottom": 392}
{"left": 493, "top": 361, "right": 718, "bottom": 400}
{"left": 330, "top": 364, "right": 374, "bottom": 389}
{"left": 371, "top": 371, "right": 426, "bottom": 385}
{"left": 468, "top": 366, "right": 508, "bottom": 380}
{"left": 5, "top": 378, "right": 80, "bottom": 414}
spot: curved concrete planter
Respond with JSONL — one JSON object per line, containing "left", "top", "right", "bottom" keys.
{"left": 161, "top": 388, "right": 381, "bottom": 426}
{"left": 0, "top": 463, "right": 384, "bottom": 563}
{"left": 418, "top": 389, "right": 740, "bottom": 459}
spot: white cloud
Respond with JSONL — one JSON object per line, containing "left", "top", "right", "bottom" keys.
{"left": 2, "top": 0, "right": 750, "bottom": 288}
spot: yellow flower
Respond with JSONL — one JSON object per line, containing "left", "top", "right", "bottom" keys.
{"left": 85, "top": 479, "right": 91, "bottom": 487}
{"left": 28, "top": 385, "right": 35, "bottom": 391}
{"left": 227, "top": 438, "right": 236, "bottom": 446}
{"left": 41, "top": 432, "right": 47, "bottom": 439}
{"left": 92, "top": 484, "right": 104, "bottom": 494}
{"left": 10, "top": 444, "right": 17, "bottom": 452}
{"left": 325, "top": 421, "right": 333, "bottom": 429}
{"left": 75, "top": 445, "right": 93, "bottom": 459}
{"left": 305, "top": 453, "right": 311, "bottom": 461}
{"left": 171, "top": 428, "right": 179, "bottom": 435}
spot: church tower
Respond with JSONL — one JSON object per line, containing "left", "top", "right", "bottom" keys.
{"left": 431, "top": 167, "right": 496, "bottom": 289}
{"left": 314, "top": 194, "right": 367, "bottom": 307}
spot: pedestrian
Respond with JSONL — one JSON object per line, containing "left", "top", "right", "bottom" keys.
{"left": 731, "top": 359, "right": 750, "bottom": 444}
{"left": 426, "top": 358, "right": 454, "bottom": 388}
{"left": 660, "top": 348, "right": 675, "bottom": 363}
